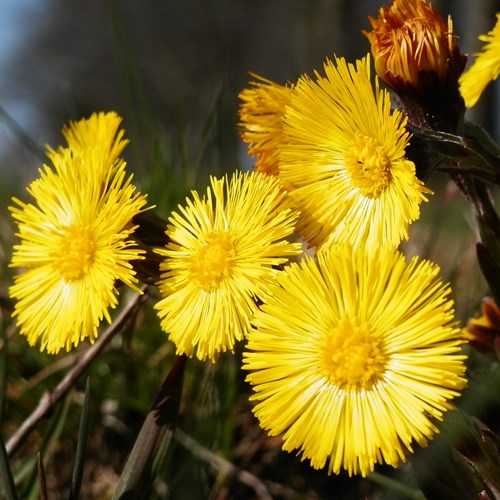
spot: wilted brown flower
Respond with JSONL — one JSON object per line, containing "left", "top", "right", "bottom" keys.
{"left": 462, "top": 297, "right": 500, "bottom": 357}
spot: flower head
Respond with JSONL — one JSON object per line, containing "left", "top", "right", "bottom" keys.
{"left": 60, "top": 111, "right": 129, "bottom": 178}
{"left": 154, "top": 170, "right": 301, "bottom": 362}
{"left": 364, "top": 0, "right": 466, "bottom": 131}
{"left": 462, "top": 296, "right": 500, "bottom": 356}
{"left": 9, "top": 114, "right": 148, "bottom": 354}
{"left": 459, "top": 14, "right": 500, "bottom": 108}
{"left": 244, "top": 245, "right": 467, "bottom": 476}
{"left": 239, "top": 75, "right": 293, "bottom": 176}
{"left": 280, "top": 55, "right": 429, "bottom": 250}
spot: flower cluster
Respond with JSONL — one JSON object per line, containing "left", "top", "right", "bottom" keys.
{"left": 238, "top": 0, "right": 476, "bottom": 478}
{"left": 9, "top": 0, "right": 500, "bottom": 485}
{"left": 241, "top": 55, "right": 431, "bottom": 251}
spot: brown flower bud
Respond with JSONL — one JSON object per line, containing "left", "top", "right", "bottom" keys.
{"left": 364, "top": 0, "right": 466, "bottom": 132}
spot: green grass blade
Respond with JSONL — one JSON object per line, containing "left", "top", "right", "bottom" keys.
{"left": 22, "top": 394, "right": 71, "bottom": 500}
{"left": 0, "top": 429, "right": 19, "bottom": 500}
{"left": 0, "top": 105, "right": 45, "bottom": 160}
{"left": 68, "top": 377, "right": 91, "bottom": 500}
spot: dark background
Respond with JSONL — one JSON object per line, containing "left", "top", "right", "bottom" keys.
{"left": 0, "top": 0, "right": 498, "bottom": 196}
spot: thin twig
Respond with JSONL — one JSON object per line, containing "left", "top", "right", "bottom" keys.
{"left": 174, "top": 428, "right": 274, "bottom": 500}
{"left": 22, "top": 353, "right": 80, "bottom": 393}
{"left": 6, "top": 290, "right": 147, "bottom": 457}
{"left": 37, "top": 452, "right": 48, "bottom": 500}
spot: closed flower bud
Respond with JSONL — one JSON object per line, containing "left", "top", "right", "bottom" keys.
{"left": 364, "top": 0, "right": 466, "bottom": 132}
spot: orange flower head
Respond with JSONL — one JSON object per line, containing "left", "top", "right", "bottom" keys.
{"left": 364, "top": 0, "right": 466, "bottom": 131}
{"left": 462, "top": 297, "right": 500, "bottom": 358}
{"left": 239, "top": 75, "right": 293, "bottom": 176}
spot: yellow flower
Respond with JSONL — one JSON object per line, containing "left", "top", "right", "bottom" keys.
{"left": 9, "top": 118, "right": 148, "bottom": 354}
{"left": 280, "top": 55, "right": 430, "bottom": 250}
{"left": 460, "top": 14, "right": 500, "bottom": 108}
{"left": 239, "top": 75, "right": 293, "bottom": 176}
{"left": 244, "top": 245, "right": 467, "bottom": 477}
{"left": 61, "top": 111, "right": 129, "bottom": 171}
{"left": 154, "top": 170, "right": 301, "bottom": 362}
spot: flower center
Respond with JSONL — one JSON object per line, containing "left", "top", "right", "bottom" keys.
{"left": 53, "top": 225, "right": 96, "bottom": 281}
{"left": 189, "top": 231, "right": 235, "bottom": 291}
{"left": 319, "top": 319, "right": 386, "bottom": 390}
{"left": 344, "top": 133, "right": 391, "bottom": 197}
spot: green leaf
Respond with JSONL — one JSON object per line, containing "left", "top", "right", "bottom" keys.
{"left": 0, "top": 429, "right": 19, "bottom": 500}
{"left": 113, "top": 355, "right": 187, "bottom": 500}
{"left": 368, "top": 472, "right": 424, "bottom": 499}
{"left": 21, "top": 393, "right": 71, "bottom": 500}
{"left": 69, "top": 378, "right": 91, "bottom": 500}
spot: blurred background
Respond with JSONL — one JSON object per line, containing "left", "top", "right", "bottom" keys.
{"left": 0, "top": 0, "right": 498, "bottom": 199}
{"left": 1, "top": 0, "right": 500, "bottom": 498}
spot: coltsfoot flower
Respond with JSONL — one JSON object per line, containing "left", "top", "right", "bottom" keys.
{"left": 460, "top": 14, "right": 500, "bottom": 108}
{"left": 280, "top": 55, "right": 430, "bottom": 251}
{"left": 154, "top": 170, "right": 301, "bottom": 361}
{"left": 9, "top": 113, "right": 148, "bottom": 354}
{"left": 244, "top": 244, "right": 467, "bottom": 476}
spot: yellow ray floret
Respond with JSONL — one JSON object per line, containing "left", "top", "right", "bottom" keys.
{"left": 154, "top": 170, "right": 302, "bottom": 362}
{"left": 460, "top": 14, "right": 500, "bottom": 108}
{"left": 280, "top": 55, "right": 431, "bottom": 251}
{"left": 244, "top": 244, "right": 467, "bottom": 476}
{"left": 9, "top": 116, "right": 148, "bottom": 354}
